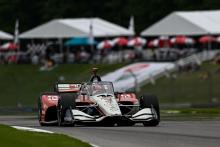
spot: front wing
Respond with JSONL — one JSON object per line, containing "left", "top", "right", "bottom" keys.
{"left": 68, "top": 107, "right": 158, "bottom": 123}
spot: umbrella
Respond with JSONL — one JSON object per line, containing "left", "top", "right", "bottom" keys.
{"left": 216, "top": 36, "right": 220, "bottom": 42}
{"left": 0, "top": 42, "right": 17, "bottom": 51}
{"left": 97, "top": 40, "right": 113, "bottom": 49}
{"left": 170, "top": 36, "right": 195, "bottom": 45}
{"left": 65, "top": 37, "right": 97, "bottom": 46}
{"left": 112, "top": 37, "right": 128, "bottom": 46}
{"left": 128, "top": 37, "right": 147, "bottom": 46}
{"left": 148, "top": 37, "right": 171, "bottom": 48}
{"left": 199, "top": 35, "right": 216, "bottom": 43}
{"left": 158, "top": 36, "right": 171, "bottom": 48}
{"left": 148, "top": 39, "right": 159, "bottom": 48}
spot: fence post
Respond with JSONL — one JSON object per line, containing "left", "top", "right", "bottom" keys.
{"left": 208, "top": 71, "right": 213, "bottom": 103}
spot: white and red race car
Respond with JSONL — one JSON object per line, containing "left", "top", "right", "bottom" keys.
{"left": 38, "top": 69, "right": 160, "bottom": 126}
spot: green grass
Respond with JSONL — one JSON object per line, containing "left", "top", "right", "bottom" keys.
{"left": 0, "top": 62, "right": 220, "bottom": 107}
{"left": 161, "top": 108, "right": 220, "bottom": 120}
{"left": 0, "top": 64, "right": 125, "bottom": 107}
{"left": 139, "top": 62, "right": 220, "bottom": 104}
{"left": 0, "top": 124, "right": 91, "bottom": 147}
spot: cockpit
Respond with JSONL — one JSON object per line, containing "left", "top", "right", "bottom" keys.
{"left": 81, "top": 81, "right": 114, "bottom": 96}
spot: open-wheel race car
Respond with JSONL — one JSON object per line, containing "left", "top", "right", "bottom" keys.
{"left": 38, "top": 68, "right": 160, "bottom": 126}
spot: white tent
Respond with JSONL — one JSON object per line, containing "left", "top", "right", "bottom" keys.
{"left": 20, "top": 18, "right": 134, "bottom": 39}
{"left": 0, "top": 30, "right": 13, "bottom": 40}
{"left": 141, "top": 10, "right": 220, "bottom": 36}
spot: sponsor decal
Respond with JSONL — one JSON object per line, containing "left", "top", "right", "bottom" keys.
{"left": 120, "top": 94, "right": 132, "bottom": 99}
{"left": 69, "top": 84, "right": 81, "bottom": 89}
{"left": 57, "top": 84, "right": 81, "bottom": 92}
{"left": 100, "top": 96, "right": 112, "bottom": 104}
{"left": 47, "top": 95, "right": 59, "bottom": 101}
{"left": 124, "top": 63, "right": 149, "bottom": 72}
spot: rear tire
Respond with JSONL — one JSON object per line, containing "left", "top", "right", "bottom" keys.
{"left": 139, "top": 94, "right": 160, "bottom": 126}
{"left": 38, "top": 96, "right": 43, "bottom": 126}
{"left": 57, "top": 93, "right": 76, "bottom": 126}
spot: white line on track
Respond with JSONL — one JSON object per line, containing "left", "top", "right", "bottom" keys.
{"left": 90, "top": 143, "right": 101, "bottom": 147}
{"left": 12, "top": 126, "right": 54, "bottom": 134}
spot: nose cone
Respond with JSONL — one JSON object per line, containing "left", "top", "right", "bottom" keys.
{"left": 92, "top": 95, "right": 122, "bottom": 116}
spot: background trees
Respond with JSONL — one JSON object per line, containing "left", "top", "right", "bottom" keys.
{"left": 1, "top": 0, "right": 220, "bottom": 34}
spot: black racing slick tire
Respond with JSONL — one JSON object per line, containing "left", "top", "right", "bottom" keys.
{"left": 139, "top": 94, "right": 160, "bottom": 126}
{"left": 38, "top": 98, "right": 46, "bottom": 126}
{"left": 57, "top": 93, "right": 76, "bottom": 126}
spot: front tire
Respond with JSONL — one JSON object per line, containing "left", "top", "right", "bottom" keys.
{"left": 38, "top": 94, "right": 48, "bottom": 126}
{"left": 57, "top": 93, "right": 76, "bottom": 126}
{"left": 140, "top": 94, "right": 160, "bottom": 126}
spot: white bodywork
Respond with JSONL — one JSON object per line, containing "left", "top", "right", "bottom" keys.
{"left": 90, "top": 94, "right": 121, "bottom": 116}
{"left": 71, "top": 94, "right": 156, "bottom": 122}
{"left": 68, "top": 81, "right": 157, "bottom": 123}
{"left": 72, "top": 107, "right": 156, "bottom": 122}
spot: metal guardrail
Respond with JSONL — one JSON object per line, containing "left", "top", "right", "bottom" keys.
{"left": 176, "top": 50, "right": 220, "bottom": 67}
{"left": 136, "top": 50, "right": 220, "bottom": 89}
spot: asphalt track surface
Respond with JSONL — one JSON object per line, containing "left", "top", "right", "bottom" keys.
{"left": 1, "top": 116, "right": 220, "bottom": 147}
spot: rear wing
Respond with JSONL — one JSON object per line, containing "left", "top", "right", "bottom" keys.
{"left": 55, "top": 83, "right": 81, "bottom": 93}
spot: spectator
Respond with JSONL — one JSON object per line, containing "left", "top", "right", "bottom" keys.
{"left": 31, "top": 54, "right": 39, "bottom": 65}
{"left": 213, "top": 53, "right": 220, "bottom": 64}
{"left": 39, "top": 58, "right": 55, "bottom": 71}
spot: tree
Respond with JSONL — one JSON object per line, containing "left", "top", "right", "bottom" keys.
{"left": 0, "top": 0, "right": 220, "bottom": 34}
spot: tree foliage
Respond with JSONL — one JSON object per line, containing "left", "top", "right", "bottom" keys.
{"left": 1, "top": 0, "right": 220, "bottom": 34}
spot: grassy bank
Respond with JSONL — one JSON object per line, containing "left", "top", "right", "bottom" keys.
{"left": 139, "top": 62, "right": 220, "bottom": 104}
{"left": 0, "top": 64, "right": 125, "bottom": 107}
{"left": 162, "top": 108, "right": 220, "bottom": 120}
{"left": 0, "top": 124, "right": 91, "bottom": 147}
{"left": 0, "top": 62, "right": 220, "bottom": 107}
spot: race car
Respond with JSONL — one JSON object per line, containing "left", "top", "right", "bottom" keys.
{"left": 38, "top": 68, "right": 160, "bottom": 126}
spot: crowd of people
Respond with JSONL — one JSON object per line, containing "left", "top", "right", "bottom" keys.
{"left": 0, "top": 40, "right": 217, "bottom": 70}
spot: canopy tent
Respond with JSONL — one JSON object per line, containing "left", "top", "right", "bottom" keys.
{"left": 141, "top": 10, "right": 220, "bottom": 36}
{"left": 0, "top": 30, "right": 13, "bottom": 40}
{"left": 65, "top": 37, "right": 97, "bottom": 46}
{"left": 20, "top": 18, "right": 134, "bottom": 39}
